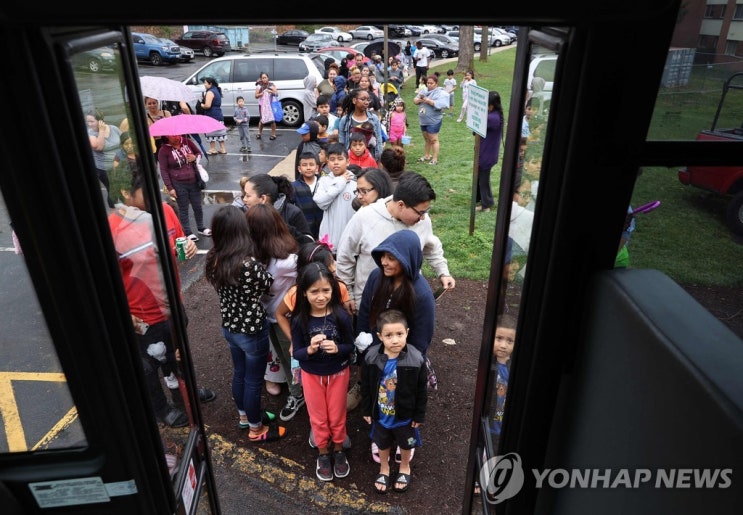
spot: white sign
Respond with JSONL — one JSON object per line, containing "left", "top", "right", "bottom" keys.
{"left": 30, "top": 477, "right": 110, "bottom": 508}
{"left": 466, "top": 84, "right": 490, "bottom": 138}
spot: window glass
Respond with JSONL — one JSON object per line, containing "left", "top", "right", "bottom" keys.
{"left": 274, "top": 58, "right": 305, "bottom": 81}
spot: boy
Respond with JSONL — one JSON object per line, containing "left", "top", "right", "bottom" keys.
{"left": 362, "top": 309, "right": 427, "bottom": 494}
{"left": 348, "top": 131, "right": 378, "bottom": 168}
{"left": 444, "top": 69, "right": 457, "bottom": 117}
{"left": 314, "top": 114, "right": 330, "bottom": 144}
{"left": 315, "top": 94, "right": 338, "bottom": 139}
{"left": 491, "top": 314, "right": 516, "bottom": 436}
{"left": 313, "top": 143, "right": 357, "bottom": 250}
{"left": 234, "top": 96, "right": 251, "bottom": 153}
{"left": 292, "top": 151, "right": 323, "bottom": 240}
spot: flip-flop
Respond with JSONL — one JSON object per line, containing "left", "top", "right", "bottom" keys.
{"left": 393, "top": 472, "right": 411, "bottom": 493}
{"left": 256, "top": 134, "right": 261, "bottom": 139}
{"left": 374, "top": 473, "right": 390, "bottom": 494}
{"left": 417, "top": 156, "right": 430, "bottom": 162}
{"left": 198, "top": 387, "right": 216, "bottom": 403}
{"left": 207, "top": 150, "right": 218, "bottom": 155}
{"left": 269, "top": 135, "right": 276, "bottom": 140}
{"left": 248, "top": 423, "right": 286, "bottom": 442}
{"left": 238, "top": 410, "right": 276, "bottom": 429}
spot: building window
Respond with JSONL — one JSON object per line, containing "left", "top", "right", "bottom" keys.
{"left": 699, "top": 34, "right": 719, "bottom": 51}
{"left": 724, "top": 39, "right": 743, "bottom": 56}
{"left": 705, "top": 4, "right": 726, "bottom": 18}
{"left": 735, "top": 4, "right": 743, "bottom": 19}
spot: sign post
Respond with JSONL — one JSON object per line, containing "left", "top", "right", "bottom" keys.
{"left": 466, "top": 85, "right": 490, "bottom": 235}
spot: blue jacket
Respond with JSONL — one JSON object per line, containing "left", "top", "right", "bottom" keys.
{"left": 356, "top": 229, "right": 436, "bottom": 357}
{"left": 330, "top": 75, "right": 347, "bottom": 112}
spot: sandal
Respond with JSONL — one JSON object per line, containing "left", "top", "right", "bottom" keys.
{"left": 207, "top": 150, "right": 218, "bottom": 155}
{"left": 218, "top": 150, "right": 227, "bottom": 154}
{"left": 429, "top": 160, "right": 438, "bottom": 165}
{"left": 238, "top": 410, "right": 276, "bottom": 429}
{"left": 393, "top": 472, "right": 412, "bottom": 493}
{"left": 248, "top": 423, "right": 286, "bottom": 442}
{"left": 417, "top": 156, "right": 430, "bottom": 162}
{"left": 256, "top": 134, "right": 261, "bottom": 139}
{"left": 269, "top": 135, "right": 276, "bottom": 140}
{"left": 374, "top": 473, "right": 390, "bottom": 494}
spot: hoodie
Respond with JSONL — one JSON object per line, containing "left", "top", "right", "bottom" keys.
{"left": 356, "top": 229, "right": 436, "bottom": 357}
{"left": 302, "top": 74, "right": 318, "bottom": 121}
{"left": 330, "top": 75, "right": 347, "bottom": 112}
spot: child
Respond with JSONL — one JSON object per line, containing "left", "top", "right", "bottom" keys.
{"left": 293, "top": 120, "right": 322, "bottom": 180}
{"left": 316, "top": 94, "right": 338, "bottom": 140}
{"left": 490, "top": 314, "right": 516, "bottom": 437}
{"left": 457, "top": 69, "right": 477, "bottom": 123}
{"left": 292, "top": 152, "right": 323, "bottom": 240}
{"left": 348, "top": 132, "right": 378, "bottom": 168}
{"left": 387, "top": 99, "right": 408, "bottom": 147}
{"left": 415, "top": 76, "right": 427, "bottom": 96}
{"left": 314, "top": 143, "right": 358, "bottom": 250}
{"left": 315, "top": 114, "right": 330, "bottom": 144}
{"left": 234, "top": 96, "right": 252, "bottom": 153}
{"left": 362, "top": 309, "right": 427, "bottom": 494}
{"left": 444, "top": 69, "right": 457, "bottom": 117}
{"left": 291, "top": 263, "right": 354, "bottom": 481}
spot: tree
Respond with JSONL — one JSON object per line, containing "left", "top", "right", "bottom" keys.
{"left": 480, "top": 26, "right": 490, "bottom": 62}
{"left": 456, "top": 26, "right": 475, "bottom": 72}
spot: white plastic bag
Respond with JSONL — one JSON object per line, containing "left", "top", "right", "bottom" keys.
{"left": 196, "top": 155, "right": 209, "bottom": 182}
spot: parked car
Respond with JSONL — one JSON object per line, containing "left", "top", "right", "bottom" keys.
{"left": 406, "top": 25, "right": 423, "bottom": 37}
{"left": 492, "top": 27, "right": 517, "bottom": 44}
{"left": 182, "top": 53, "right": 326, "bottom": 127}
{"left": 423, "top": 34, "right": 460, "bottom": 48}
{"left": 72, "top": 46, "right": 116, "bottom": 73}
{"left": 299, "top": 33, "right": 340, "bottom": 52}
{"left": 388, "top": 24, "right": 412, "bottom": 37}
{"left": 489, "top": 29, "right": 513, "bottom": 47}
{"left": 446, "top": 30, "right": 483, "bottom": 52}
{"left": 160, "top": 38, "right": 194, "bottom": 62}
{"left": 131, "top": 32, "right": 181, "bottom": 66}
{"left": 317, "top": 47, "right": 371, "bottom": 65}
{"left": 174, "top": 30, "right": 231, "bottom": 57}
{"left": 419, "top": 24, "right": 443, "bottom": 35}
{"left": 349, "top": 26, "right": 384, "bottom": 40}
{"left": 415, "top": 38, "right": 459, "bottom": 58}
{"left": 314, "top": 26, "right": 353, "bottom": 43}
{"left": 276, "top": 29, "right": 309, "bottom": 46}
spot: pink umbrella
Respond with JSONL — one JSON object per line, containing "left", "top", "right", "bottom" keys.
{"left": 148, "top": 114, "right": 225, "bottom": 136}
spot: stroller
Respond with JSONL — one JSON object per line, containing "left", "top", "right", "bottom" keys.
{"left": 379, "top": 82, "right": 401, "bottom": 135}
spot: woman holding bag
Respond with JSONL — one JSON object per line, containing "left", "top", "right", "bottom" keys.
{"left": 256, "top": 72, "right": 279, "bottom": 140}
{"left": 200, "top": 77, "right": 227, "bottom": 155}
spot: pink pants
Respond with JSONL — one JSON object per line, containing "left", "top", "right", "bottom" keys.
{"left": 302, "top": 367, "right": 350, "bottom": 450}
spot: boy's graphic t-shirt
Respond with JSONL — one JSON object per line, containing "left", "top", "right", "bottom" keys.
{"left": 490, "top": 361, "right": 510, "bottom": 435}
{"left": 378, "top": 358, "right": 408, "bottom": 428}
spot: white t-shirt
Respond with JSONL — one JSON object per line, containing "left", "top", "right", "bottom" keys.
{"left": 414, "top": 46, "right": 432, "bottom": 68}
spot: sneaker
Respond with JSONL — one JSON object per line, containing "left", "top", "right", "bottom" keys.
{"left": 309, "top": 430, "right": 351, "bottom": 449}
{"left": 187, "top": 234, "right": 199, "bottom": 242}
{"left": 456, "top": 117, "right": 463, "bottom": 123}
{"left": 316, "top": 454, "right": 333, "bottom": 481}
{"left": 279, "top": 394, "right": 305, "bottom": 421}
{"left": 164, "top": 372, "right": 179, "bottom": 389}
{"left": 197, "top": 228, "right": 212, "bottom": 237}
{"left": 333, "top": 450, "right": 350, "bottom": 478}
{"left": 346, "top": 382, "right": 362, "bottom": 411}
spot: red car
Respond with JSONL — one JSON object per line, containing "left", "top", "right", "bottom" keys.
{"left": 317, "top": 47, "right": 371, "bottom": 66}
{"left": 678, "top": 72, "right": 743, "bottom": 235}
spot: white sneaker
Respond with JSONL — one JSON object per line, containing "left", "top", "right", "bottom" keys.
{"left": 187, "top": 234, "right": 199, "bottom": 242}
{"left": 164, "top": 372, "right": 179, "bottom": 389}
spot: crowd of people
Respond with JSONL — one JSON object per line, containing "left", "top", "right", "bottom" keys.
{"left": 89, "top": 46, "right": 526, "bottom": 494}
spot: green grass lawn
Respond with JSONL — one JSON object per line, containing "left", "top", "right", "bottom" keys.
{"left": 401, "top": 48, "right": 743, "bottom": 287}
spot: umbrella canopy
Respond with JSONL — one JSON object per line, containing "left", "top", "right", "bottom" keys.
{"left": 149, "top": 114, "right": 225, "bottom": 136}
{"left": 140, "top": 76, "right": 201, "bottom": 102}
{"left": 363, "top": 41, "right": 401, "bottom": 60}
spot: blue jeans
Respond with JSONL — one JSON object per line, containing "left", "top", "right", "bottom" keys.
{"left": 223, "top": 323, "right": 269, "bottom": 426}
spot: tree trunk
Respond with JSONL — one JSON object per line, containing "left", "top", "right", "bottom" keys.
{"left": 480, "top": 26, "right": 490, "bottom": 61}
{"left": 456, "top": 26, "right": 475, "bottom": 72}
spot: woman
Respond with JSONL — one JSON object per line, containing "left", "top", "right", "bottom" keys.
{"left": 357, "top": 75, "right": 382, "bottom": 113}
{"left": 245, "top": 204, "right": 301, "bottom": 415}
{"left": 242, "top": 173, "right": 314, "bottom": 245}
{"left": 337, "top": 88, "right": 384, "bottom": 163}
{"left": 86, "top": 108, "right": 121, "bottom": 208}
{"left": 158, "top": 134, "right": 210, "bottom": 241}
{"left": 379, "top": 146, "right": 406, "bottom": 189}
{"left": 144, "top": 96, "right": 171, "bottom": 157}
{"left": 199, "top": 77, "right": 227, "bottom": 154}
{"left": 345, "top": 66, "right": 362, "bottom": 92}
{"left": 204, "top": 205, "right": 286, "bottom": 442}
{"left": 352, "top": 167, "right": 394, "bottom": 211}
{"left": 476, "top": 91, "right": 504, "bottom": 212}
{"left": 255, "top": 72, "right": 278, "bottom": 140}
{"left": 413, "top": 75, "right": 449, "bottom": 166}
{"left": 317, "top": 63, "right": 339, "bottom": 97}
{"left": 330, "top": 75, "right": 347, "bottom": 114}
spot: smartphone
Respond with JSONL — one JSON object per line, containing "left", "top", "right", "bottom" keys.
{"left": 434, "top": 285, "right": 449, "bottom": 300}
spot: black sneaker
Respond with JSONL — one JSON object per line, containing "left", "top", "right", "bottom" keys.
{"left": 316, "top": 454, "right": 333, "bottom": 481}
{"left": 280, "top": 395, "right": 306, "bottom": 421}
{"left": 333, "top": 450, "right": 350, "bottom": 478}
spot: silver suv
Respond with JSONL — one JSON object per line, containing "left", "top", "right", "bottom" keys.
{"left": 182, "top": 52, "right": 326, "bottom": 127}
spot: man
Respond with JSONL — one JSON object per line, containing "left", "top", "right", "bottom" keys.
{"left": 335, "top": 171, "right": 456, "bottom": 312}
{"left": 413, "top": 41, "right": 433, "bottom": 88}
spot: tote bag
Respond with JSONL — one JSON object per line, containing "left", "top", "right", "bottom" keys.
{"left": 271, "top": 97, "right": 284, "bottom": 123}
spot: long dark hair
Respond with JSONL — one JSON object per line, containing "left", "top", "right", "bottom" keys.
{"left": 245, "top": 203, "right": 297, "bottom": 264}
{"left": 247, "top": 173, "right": 295, "bottom": 203}
{"left": 367, "top": 260, "right": 417, "bottom": 332}
{"left": 205, "top": 205, "right": 256, "bottom": 288}
{"left": 292, "top": 263, "right": 351, "bottom": 345}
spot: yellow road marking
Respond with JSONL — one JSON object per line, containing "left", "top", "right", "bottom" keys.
{"left": 0, "top": 372, "right": 69, "bottom": 452}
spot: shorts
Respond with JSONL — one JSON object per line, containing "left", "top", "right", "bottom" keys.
{"left": 449, "top": 94, "right": 454, "bottom": 107}
{"left": 420, "top": 120, "right": 442, "bottom": 134}
{"left": 369, "top": 420, "right": 422, "bottom": 451}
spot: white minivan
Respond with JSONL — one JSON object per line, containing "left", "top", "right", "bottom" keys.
{"left": 527, "top": 53, "right": 557, "bottom": 115}
{"left": 182, "top": 53, "right": 326, "bottom": 127}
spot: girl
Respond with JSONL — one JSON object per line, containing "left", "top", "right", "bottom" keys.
{"left": 387, "top": 98, "right": 408, "bottom": 146}
{"left": 255, "top": 72, "right": 278, "bottom": 140}
{"left": 291, "top": 263, "right": 354, "bottom": 481}
{"left": 204, "top": 205, "right": 286, "bottom": 442}
{"left": 200, "top": 77, "right": 227, "bottom": 154}
{"left": 337, "top": 88, "right": 384, "bottom": 163}
{"left": 245, "top": 204, "right": 299, "bottom": 412}
{"left": 457, "top": 70, "right": 477, "bottom": 123}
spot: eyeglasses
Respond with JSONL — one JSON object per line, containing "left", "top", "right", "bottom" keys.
{"left": 353, "top": 187, "right": 374, "bottom": 196}
{"left": 407, "top": 204, "right": 428, "bottom": 218}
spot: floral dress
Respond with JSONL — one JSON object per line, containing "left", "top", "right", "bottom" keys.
{"left": 258, "top": 82, "right": 276, "bottom": 124}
